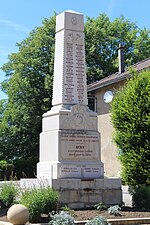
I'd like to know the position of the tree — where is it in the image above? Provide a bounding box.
[0,15,55,166]
[0,13,150,173]
[111,70,150,187]
[85,14,150,83]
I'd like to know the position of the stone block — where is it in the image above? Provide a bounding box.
[52,179,61,190]
[89,193,102,203]
[80,179,96,189]
[60,179,80,189]
[103,189,122,205]
[80,192,89,203]
[59,190,70,203]
[104,178,122,189]
[68,202,84,209]
[70,190,80,202]
[94,179,105,189]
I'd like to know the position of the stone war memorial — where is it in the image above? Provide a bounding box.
[22,10,122,208]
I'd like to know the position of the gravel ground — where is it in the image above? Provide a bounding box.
[0,208,150,222]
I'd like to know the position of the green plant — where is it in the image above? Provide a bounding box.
[111,70,150,186]
[0,160,7,168]
[0,182,18,208]
[19,187,58,222]
[85,216,109,225]
[129,184,150,210]
[0,160,14,180]
[49,211,75,225]
[94,202,107,211]
[14,157,38,179]
[107,205,121,216]
[61,205,75,217]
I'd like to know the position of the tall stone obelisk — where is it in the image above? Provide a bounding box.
[37,10,122,208]
[37,10,104,180]
[52,10,88,108]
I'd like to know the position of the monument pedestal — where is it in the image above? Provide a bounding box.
[37,104,104,180]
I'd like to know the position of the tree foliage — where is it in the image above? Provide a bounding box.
[0,16,55,164]
[0,13,150,174]
[111,70,150,186]
[85,14,150,83]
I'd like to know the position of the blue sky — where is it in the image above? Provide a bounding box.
[0,0,150,99]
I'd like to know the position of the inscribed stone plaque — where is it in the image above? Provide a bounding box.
[59,130,100,161]
[60,163,103,178]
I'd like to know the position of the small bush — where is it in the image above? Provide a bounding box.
[49,211,75,225]
[19,187,58,222]
[129,184,150,210]
[0,160,14,180]
[0,182,18,208]
[94,202,107,211]
[61,205,75,217]
[85,216,109,225]
[107,205,121,216]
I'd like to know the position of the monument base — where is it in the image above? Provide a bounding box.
[52,178,122,208]
[37,161,104,179]
[20,177,122,209]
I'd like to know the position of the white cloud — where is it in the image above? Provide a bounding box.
[0,18,30,33]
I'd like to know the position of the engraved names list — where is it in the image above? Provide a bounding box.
[64,31,86,105]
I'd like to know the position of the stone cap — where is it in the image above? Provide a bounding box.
[56,10,84,32]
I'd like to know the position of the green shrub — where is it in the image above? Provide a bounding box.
[111,70,150,186]
[107,205,121,216]
[0,182,18,208]
[49,211,75,225]
[61,205,75,217]
[85,216,109,225]
[129,184,150,210]
[19,187,58,222]
[14,157,38,179]
[94,202,107,211]
[0,160,14,180]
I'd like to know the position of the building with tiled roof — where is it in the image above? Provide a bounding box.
[87,56,150,177]
[88,57,150,92]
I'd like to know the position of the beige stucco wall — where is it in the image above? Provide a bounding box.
[98,113,121,177]
[91,81,125,177]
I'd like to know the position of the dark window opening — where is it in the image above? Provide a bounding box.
[88,96,97,112]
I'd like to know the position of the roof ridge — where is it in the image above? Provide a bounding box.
[88,57,150,87]
[88,57,150,91]
[131,57,150,67]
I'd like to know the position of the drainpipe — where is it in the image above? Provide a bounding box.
[118,43,125,73]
